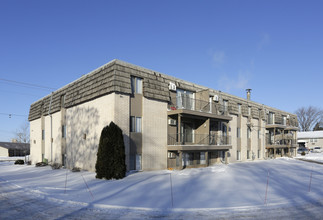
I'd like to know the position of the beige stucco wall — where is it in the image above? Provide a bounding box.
[0,146,8,157]
[30,118,42,163]
[114,94,130,170]
[51,111,62,164]
[250,118,259,160]
[228,115,266,163]
[228,115,238,163]
[142,97,167,170]
[29,93,131,172]
[240,116,248,161]
[65,93,116,171]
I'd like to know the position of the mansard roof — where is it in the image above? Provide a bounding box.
[28,59,298,125]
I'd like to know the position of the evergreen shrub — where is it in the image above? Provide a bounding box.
[95,121,126,180]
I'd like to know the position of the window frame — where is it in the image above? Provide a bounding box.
[130,116,142,133]
[131,76,143,94]
[42,129,45,141]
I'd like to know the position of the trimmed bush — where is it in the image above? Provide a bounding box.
[35,161,48,167]
[14,159,24,165]
[95,121,126,180]
[72,167,81,172]
[51,163,62,170]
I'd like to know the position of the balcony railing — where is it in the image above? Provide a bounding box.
[168,96,230,115]
[168,133,231,146]
[266,138,297,146]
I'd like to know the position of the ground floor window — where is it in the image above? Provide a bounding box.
[237,150,241,161]
[258,150,261,159]
[247,150,250,159]
[136,154,142,170]
[181,152,207,167]
[200,152,206,164]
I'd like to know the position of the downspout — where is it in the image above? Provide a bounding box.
[48,92,53,163]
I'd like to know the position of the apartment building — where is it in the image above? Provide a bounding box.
[28,59,299,171]
[297,131,323,150]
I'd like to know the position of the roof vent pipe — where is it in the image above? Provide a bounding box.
[246,89,252,101]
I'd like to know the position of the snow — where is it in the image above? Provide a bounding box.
[1,157,323,219]
[0,156,27,161]
[296,152,323,163]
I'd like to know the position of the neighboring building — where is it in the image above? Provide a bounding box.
[0,142,30,157]
[297,131,323,150]
[313,122,323,131]
[28,60,298,171]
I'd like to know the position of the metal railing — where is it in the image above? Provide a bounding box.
[168,96,231,115]
[168,133,231,146]
[266,138,297,146]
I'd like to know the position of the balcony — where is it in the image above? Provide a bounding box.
[266,137,298,148]
[168,96,232,121]
[167,133,232,151]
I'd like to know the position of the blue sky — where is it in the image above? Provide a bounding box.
[0,0,322,141]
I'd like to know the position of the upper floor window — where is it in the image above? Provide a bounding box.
[130,116,142,132]
[238,104,242,114]
[237,127,241,138]
[223,100,228,112]
[247,127,251,139]
[131,76,143,94]
[176,89,194,110]
[268,112,274,124]
[61,95,66,108]
[282,116,287,125]
[248,106,251,115]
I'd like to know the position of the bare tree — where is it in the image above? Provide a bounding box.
[295,106,323,131]
[14,120,30,143]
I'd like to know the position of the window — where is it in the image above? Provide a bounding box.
[200,152,206,164]
[42,129,45,140]
[176,89,194,110]
[131,76,143,94]
[223,100,228,112]
[282,116,287,125]
[237,150,241,161]
[62,125,66,138]
[168,152,176,159]
[238,104,242,114]
[268,112,274,124]
[188,153,194,165]
[247,127,251,139]
[258,150,261,159]
[237,127,241,138]
[248,106,251,115]
[247,150,250,159]
[196,153,200,165]
[258,130,261,139]
[130,116,142,132]
[61,95,66,108]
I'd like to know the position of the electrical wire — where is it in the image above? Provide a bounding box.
[0,78,56,91]
[0,113,27,118]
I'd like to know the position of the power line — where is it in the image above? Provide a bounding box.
[0,78,56,90]
[0,89,41,97]
[0,113,28,118]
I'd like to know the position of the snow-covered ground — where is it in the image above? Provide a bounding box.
[295,152,323,163]
[0,156,27,161]
[1,156,323,219]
